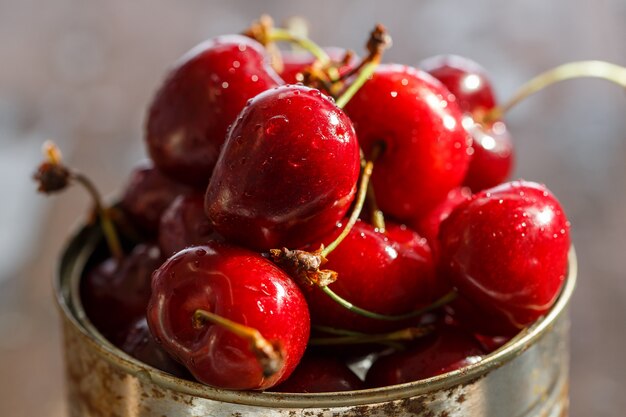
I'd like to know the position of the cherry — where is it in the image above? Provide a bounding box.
[147,242,310,390]
[145,35,283,186]
[365,324,484,387]
[344,64,472,220]
[81,243,163,341]
[439,180,571,335]
[271,354,363,393]
[118,316,191,378]
[120,162,193,234]
[205,85,361,250]
[302,220,435,333]
[158,193,223,256]
[420,55,514,192]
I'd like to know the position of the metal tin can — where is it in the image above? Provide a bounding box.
[56,224,576,417]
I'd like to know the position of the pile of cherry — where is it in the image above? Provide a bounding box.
[38,17,593,393]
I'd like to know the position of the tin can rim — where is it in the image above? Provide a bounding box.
[55,224,577,408]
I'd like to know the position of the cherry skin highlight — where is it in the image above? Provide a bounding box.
[271,354,363,393]
[145,35,283,186]
[147,242,310,390]
[344,64,472,220]
[439,180,571,335]
[158,193,223,256]
[303,220,435,333]
[205,85,361,250]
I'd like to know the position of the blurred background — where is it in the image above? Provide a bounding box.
[1,0,624,416]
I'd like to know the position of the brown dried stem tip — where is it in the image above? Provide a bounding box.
[193,309,284,378]
[269,247,338,287]
[33,141,71,193]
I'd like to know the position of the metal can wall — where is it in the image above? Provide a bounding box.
[56,224,576,417]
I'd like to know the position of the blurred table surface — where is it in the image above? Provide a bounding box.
[1,1,625,416]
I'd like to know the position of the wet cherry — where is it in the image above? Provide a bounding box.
[145,35,283,186]
[344,64,472,220]
[271,354,363,393]
[205,85,361,250]
[439,181,571,335]
[147,242,310,390]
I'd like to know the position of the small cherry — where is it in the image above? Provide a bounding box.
[205,84,361,250]
[147,242,310,390]
[344,64,472,220]
[365,324,484,387]
[439,180,571,335]
[271,354,363,393]
[145,35,283,185]
[120,162,193,234]
[158,193,223,256]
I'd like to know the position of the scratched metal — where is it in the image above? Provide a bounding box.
[56,224,576,417]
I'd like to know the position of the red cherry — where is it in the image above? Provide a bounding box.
[120,162,193,234]
[365,324,484,387]
[271,354,363,393]
[280,47,356,84]
[158,193,223,256]
[147,243,310,390]
[145,35,283,185]
[344,64,472,220]
[303,220,435,333]
[81,243,163,340]
[420,55,514,191]
[205,85,361,250]
[118,317,191,378]
[439,181,571,334]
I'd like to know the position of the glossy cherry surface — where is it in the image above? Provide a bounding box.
[439,181,571,334]
[344,64,472,220]
[303,220,435,333]
[271,354,363,393]
[146,35,283,185]
[158,193,223,256]
[365,324,484,387]
[81,243,163,341]
[120,162,193,234]
[147,242,310,390]
[205,85,361,250]
[118,317,190,378]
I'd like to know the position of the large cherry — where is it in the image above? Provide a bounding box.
[81,243,163,341]
[271,354,363,393]
[420,55,514,191]
[147,242,310,390]
[158,193,223,256]
[439,180,571,335]
[205,85,361,250]
[365,324,484,387]
[344,64,472,220]
[302,220,435,333]
[145,35,283,186]
[120,162,193,234]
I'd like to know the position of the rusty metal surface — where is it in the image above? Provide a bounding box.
[57,225,576,416]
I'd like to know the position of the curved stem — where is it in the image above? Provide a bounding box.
[268,28,331,67]
[308,325,433,346]
[335,60,379,109]
[321,287,458,321]
[486,60,626,122]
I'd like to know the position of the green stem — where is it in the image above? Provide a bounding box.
[321,287,458,321]
[312,325,366,337]
[486,60,626,122]
[309,326,433,346]
[268,28,331,66]
[335,60,379,109]
[367,183,385,231]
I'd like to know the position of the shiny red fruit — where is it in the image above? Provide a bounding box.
[147,243,310,390]
[205,85,360,250]
[81,244,163,340]
[345,64,472,220]
[303,220,435,333]
[146,35,283,185]
[120,162,193,234]
[365,325,484,387]
[439,181,571,334]
[158,193,223,256]
[271,354,363,393]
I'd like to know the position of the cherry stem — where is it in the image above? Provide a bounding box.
[320,288,458,322]
[485,60,626,123]
[268,28,331,67]
[312,325,366,337]
[193,309,283,378]
[367,183,385,231]
[308,325,434,346]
